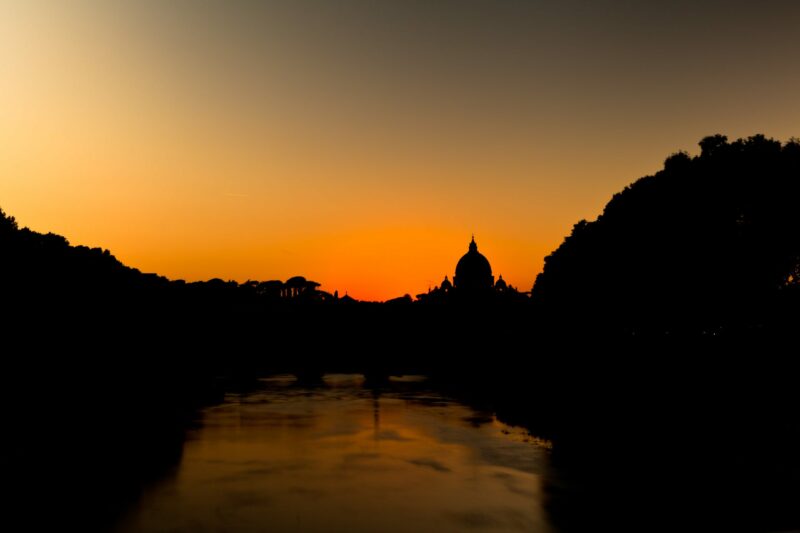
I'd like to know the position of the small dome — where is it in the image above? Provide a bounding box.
[441,275,452,290]
[454,237,494,290]
[495,275,507,290]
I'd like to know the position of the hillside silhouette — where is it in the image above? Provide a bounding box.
[533,134,800,336]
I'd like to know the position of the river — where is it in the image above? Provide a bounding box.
[115,374,555,532]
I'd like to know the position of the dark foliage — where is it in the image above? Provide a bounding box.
[533,134,800,334]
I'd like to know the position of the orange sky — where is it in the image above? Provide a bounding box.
[3,1,800,300]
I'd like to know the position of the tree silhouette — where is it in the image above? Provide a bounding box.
[0,207,17,233]
[533,134,800,334]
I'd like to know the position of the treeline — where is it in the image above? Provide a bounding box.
[533,134,800,337]
[0,208,340,314]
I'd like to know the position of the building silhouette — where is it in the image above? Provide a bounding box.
[417,237,526,302]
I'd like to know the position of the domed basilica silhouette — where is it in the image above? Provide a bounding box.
[417,236,525,302]
[455,236,494,290]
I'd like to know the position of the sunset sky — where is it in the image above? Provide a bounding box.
[2,1,800,300]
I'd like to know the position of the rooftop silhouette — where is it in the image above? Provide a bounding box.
[417,236,528,303]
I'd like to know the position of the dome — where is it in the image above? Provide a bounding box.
[454,237,494,291]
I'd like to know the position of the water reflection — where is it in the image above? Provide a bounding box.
[116,374,553,532]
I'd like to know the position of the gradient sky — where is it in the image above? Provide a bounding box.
[2,1,800,300]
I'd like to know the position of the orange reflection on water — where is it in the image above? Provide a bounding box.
[118,375,554,532]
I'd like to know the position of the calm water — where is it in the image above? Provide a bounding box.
[117,374,554,532]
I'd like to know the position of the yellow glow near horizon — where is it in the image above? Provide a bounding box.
[3,2,800,300]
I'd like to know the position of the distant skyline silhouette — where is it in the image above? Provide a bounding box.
[3,2,800,299]
[6,133,798,311]
[4,133,800,306]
